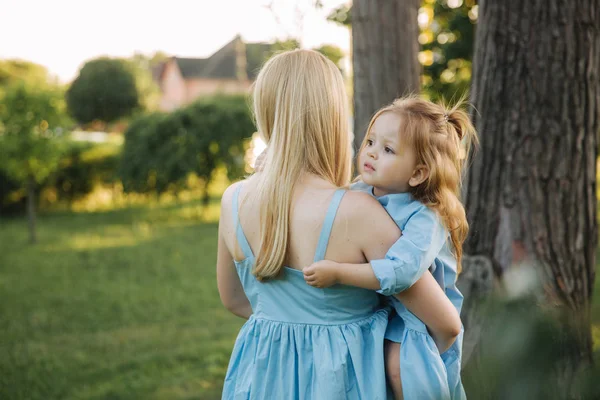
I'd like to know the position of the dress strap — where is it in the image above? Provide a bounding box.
[232,184,254,259]
[313,189,346,262]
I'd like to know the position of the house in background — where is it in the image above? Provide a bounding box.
[153,36,272,111]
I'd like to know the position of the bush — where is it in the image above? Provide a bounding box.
[0,171,25,215]
[50,141,121,203]
[0,141,121,215]
[66,58,139,125]
[119,95,255,200]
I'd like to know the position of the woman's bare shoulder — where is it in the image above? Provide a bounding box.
[338,191,397,230]
[337,190,400,259]
[221,178,254,206]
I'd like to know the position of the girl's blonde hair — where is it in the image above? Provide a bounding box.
[360,96,478,272]
[251,49,352,281]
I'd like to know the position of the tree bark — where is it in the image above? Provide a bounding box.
[351,0,421,151]
[465,0,599,374]
[26,175,37,244]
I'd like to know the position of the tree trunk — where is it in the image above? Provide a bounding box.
[26,175,37,244]
[465,0,599,377]
[351,0,421,151]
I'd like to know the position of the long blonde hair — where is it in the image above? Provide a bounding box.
[251,49,352,281]
[359,96,478,272]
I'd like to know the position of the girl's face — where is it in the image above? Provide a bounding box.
[358,112,419,196]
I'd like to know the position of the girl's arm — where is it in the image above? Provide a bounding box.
[371,206,446,294]
[312,192,461,351]
[216,185,252,319]
[303,260,379,289]
[304,207,446,293]
[304,261,460,352]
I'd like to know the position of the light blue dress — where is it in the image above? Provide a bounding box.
[222,186,390,400]
[353,182,466,400]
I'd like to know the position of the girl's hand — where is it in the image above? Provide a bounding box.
[303,260,340,288]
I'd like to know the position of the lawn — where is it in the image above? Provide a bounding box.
[0,195,599,399]
[0,197,243,400]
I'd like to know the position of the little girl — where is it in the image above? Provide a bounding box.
[303,96,478,400]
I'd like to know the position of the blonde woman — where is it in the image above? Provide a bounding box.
[217,50,460,399]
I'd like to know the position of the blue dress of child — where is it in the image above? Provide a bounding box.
[222,186,391,400]
[353,181,467,400]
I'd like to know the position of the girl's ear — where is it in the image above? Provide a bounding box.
[409,165,429,187]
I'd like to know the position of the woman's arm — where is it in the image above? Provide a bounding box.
[342,192,461,351]
[395,273,461,352]
[216,185,252,319]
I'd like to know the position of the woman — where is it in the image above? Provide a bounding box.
[217,49,460,399]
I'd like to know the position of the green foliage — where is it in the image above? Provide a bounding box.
[463,295,600,399]
[120,95,255,198]
[0,170,24,215]
[124,52,168,112]
[420,0,477,101]
[51,141,121,203]
[326,0,477,101]
[271,39,301,52]
[66,58,140,125]
[315,44,345,69]
[0,141,121,215]
[0,60,56,93]
[263,40,345,71]
[0,83,68,185]
[327,3,351,26]
[119,112,166,194]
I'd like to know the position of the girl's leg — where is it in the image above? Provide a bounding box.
[384,339,403,400]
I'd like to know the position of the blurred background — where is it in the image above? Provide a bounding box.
[0,0,598,399]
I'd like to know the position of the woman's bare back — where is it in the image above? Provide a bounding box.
[221,173,401,271]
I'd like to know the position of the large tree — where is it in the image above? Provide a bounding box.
[351,0,421,149]
[465,0,599,380]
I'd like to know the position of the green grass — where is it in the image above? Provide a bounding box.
[0,196,599,399]
[0,197,243,400]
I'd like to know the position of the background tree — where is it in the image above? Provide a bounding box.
[0,60,57,92]
[329,0,478,103]
[419,0,477,102]
[0,60,64,215]
[0,83,68,243]
[351,0,421,149]
[464,0,599,389]
[314,44,345,70]
[125,52,169,112]
[66,58,139,126]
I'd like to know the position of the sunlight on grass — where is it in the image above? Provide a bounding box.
[593,324,600,351]
[176,202,221,223]
[67,235,142,250]
[70,168,234,214]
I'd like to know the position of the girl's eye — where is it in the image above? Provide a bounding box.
[366,139,373,146]
[385,147,395,154]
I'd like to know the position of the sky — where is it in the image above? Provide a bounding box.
[0,0,350,83]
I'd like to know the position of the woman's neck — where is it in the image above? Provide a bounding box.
[297,171,338,189]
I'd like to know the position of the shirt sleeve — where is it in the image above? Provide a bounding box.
[370,207,448,296]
